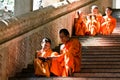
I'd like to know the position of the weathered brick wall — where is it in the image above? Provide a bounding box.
[0,0,112,80]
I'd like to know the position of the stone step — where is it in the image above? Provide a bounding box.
[80,39,120,42]
[82,56,120,59]
[11,67,120,78]
[73,73,120,78]
[82,61,120,65]
[82,44,120,46]
[10,69,120,78]
[79,35,120,46]
[79,37,120,41]
[82,55,120,59]
[21,63,120,73]
[96,39,120,42]
[82,57,120,62]
[81,69,120,73]
[78,34,120,37]
[82,46,120,50]
[81,41,120,47]
[82,55,120,58]
[9,77,120,80]
[19,63,120,73]
[86,39,120,42]
[82,51,120,54]
[82,46,120,48]
[81,64,120,69]
[98,42,120,44]
[82,49,120,52]
[82,53,120,59]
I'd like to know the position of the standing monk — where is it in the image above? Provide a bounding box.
[51,29,82,77]
[34,37,58,77]
[100,7,116,35]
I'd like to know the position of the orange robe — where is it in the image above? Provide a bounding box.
[86,15,99,36]
[87,13,103,34]
[50,38,82,77]
[95,13,103,33]
[100,16,116,35]
[75,17,86,36]
[34,49,58,77]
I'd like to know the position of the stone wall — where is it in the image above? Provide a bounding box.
[76,0,112,15]
[0,0,112,80]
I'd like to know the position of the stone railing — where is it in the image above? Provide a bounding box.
[1,0,111,79]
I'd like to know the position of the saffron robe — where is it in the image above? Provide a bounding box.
[86,15,99,36]
[34,49,58,77]
[100,16,116,35]
[87,13,103,34]
[75,17,86,36]
[50,38,82,77]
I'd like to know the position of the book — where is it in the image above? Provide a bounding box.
[38,57,56,62]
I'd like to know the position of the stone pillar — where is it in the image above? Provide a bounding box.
[14,0,33,16]
[41,0,60,7]
[113,0,116,8]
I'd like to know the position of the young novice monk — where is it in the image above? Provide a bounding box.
[86,15,99,36]
[74,10,86,36]
[34,37,58,77]
[100,7,116,35]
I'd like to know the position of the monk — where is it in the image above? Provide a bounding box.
[86,15,99,36]
[87,5,103,35]
[100,7,116,35]
[50,29,82,77]
[74,10,86,36]
[34,37,58,77]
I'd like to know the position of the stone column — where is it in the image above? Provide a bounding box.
[41,0,60,7]
[113,0,116,8]
[14,0,33,16]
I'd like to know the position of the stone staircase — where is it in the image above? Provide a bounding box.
[74,36,120,80]
[9,19,120,80]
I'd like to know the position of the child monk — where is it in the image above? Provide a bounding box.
[74,10,86,36]
[34,37,58,77]
[100,7,116,35]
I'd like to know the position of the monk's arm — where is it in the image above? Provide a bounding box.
[68,39,81,57]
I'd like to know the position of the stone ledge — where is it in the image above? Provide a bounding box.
[0,0,96,44]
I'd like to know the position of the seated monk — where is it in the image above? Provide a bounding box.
[50,28,82,77]
[86,5,103,35]
[34,37,58,77]
[74,10,87,36]
[100,7,116,35]
[86,15,99,36]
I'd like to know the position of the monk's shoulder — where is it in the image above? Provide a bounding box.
[112,17,116,21]
[70,37,79,42]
